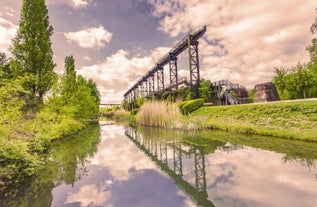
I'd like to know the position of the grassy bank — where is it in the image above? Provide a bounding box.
[191,100,317,141]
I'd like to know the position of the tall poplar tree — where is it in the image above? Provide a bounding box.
[62,55,77,103]
[11,0,56,103]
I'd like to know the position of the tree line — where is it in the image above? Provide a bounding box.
[0,0,100,191]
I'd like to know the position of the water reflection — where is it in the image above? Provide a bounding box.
[0,124,101,207]
[51,124,196,207]
[125,126,317,207]
[125,127,227,207]
[2,124,317,207]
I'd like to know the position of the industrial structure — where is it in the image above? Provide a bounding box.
[125,127,244,206]
[123,26,207,108]
[212,79,249,105]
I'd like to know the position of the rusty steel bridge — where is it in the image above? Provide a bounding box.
[124,26,207,104]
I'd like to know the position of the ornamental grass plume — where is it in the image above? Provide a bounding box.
[136,101,182,128]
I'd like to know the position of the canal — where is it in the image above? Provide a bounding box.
[2,123,317,207]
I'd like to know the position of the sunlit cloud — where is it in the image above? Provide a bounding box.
[78,47,170,103]
[0,17,17,55]
[64,25,113,49]
[71,0,90,8]
[147,0,316,88]
[65,184,111,207]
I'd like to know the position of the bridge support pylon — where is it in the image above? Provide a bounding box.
[188,36,201,99]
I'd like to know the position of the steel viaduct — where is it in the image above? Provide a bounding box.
[123,26,207,106]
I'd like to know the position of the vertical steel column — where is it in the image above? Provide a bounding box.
[140,81,146,97]
[173,140,183,176]
[148,74,155,96]
[188,36,200,97]
[138,83,142,98]
[157,65,164,92]
[160,143,168,165]
[143,80,148,97]
[194,149,207,193]
[169,55,178,90]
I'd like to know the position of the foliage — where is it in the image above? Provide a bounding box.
[11,0,57,103]
[0,1,100,191]
[135,97,145,108]
[181,99,205,115]
[0,140,41,190]
[273,64,317,99]
[198,79,212,102]
[0,52,12,82]
[130,108,139,115]
[1,124,100,206]
[248,89,256,103]
[0,78,26,139]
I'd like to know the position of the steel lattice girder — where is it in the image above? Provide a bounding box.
[148,74,155,95]
[157,66,164,92]
[194,149,207,193]
[188,38,200,87]
[169,55,178,90]
[142,81,147,97]
[123,26,206,98]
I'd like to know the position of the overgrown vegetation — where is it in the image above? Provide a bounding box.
[136,101,182,128]
[0,0,100,191]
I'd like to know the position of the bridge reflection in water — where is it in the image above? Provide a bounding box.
[125,127,243,206]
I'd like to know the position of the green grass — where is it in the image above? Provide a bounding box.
[191,100,317,141]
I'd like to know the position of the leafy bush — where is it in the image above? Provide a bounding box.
[130,108,139,115]
[0,140,40,188]
[181,99,205,115]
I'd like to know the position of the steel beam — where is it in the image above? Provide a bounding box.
[169,55,178,90]
[188,38,200,87]
[157,66,164,92]
[123,26,206,100]
[173,140,183,176]
[148,74,155,96]
[194,149,207,193]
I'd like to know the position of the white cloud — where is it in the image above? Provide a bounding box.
[0,17,17,54]
[65,184,111,207]
[71,0,90,8]
[147,0,317,88]
[78,47,170,103]
[64,25,113,49]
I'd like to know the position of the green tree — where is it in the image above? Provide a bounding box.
[0,53,11,82]
[273,64,317,99]
[61,55,77,103]
[292,63,316,99]
[11,0,56,103]
[272,67,290,99]
[198,79,212,102]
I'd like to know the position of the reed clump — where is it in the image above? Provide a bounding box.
[136,101,182,128]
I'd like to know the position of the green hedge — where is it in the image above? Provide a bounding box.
[180,99,205,115]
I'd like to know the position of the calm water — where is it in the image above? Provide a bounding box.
[2,123,317,207]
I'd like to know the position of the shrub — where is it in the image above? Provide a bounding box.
[130,108,139,115]
[181,99,205,115]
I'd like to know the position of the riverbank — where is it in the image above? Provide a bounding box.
[190,99,317,141]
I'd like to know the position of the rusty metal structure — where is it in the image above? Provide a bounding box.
[124,26,207,106]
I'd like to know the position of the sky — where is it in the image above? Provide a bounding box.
[1,0,317,104]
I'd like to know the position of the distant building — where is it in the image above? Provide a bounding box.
[253,82,280,103]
